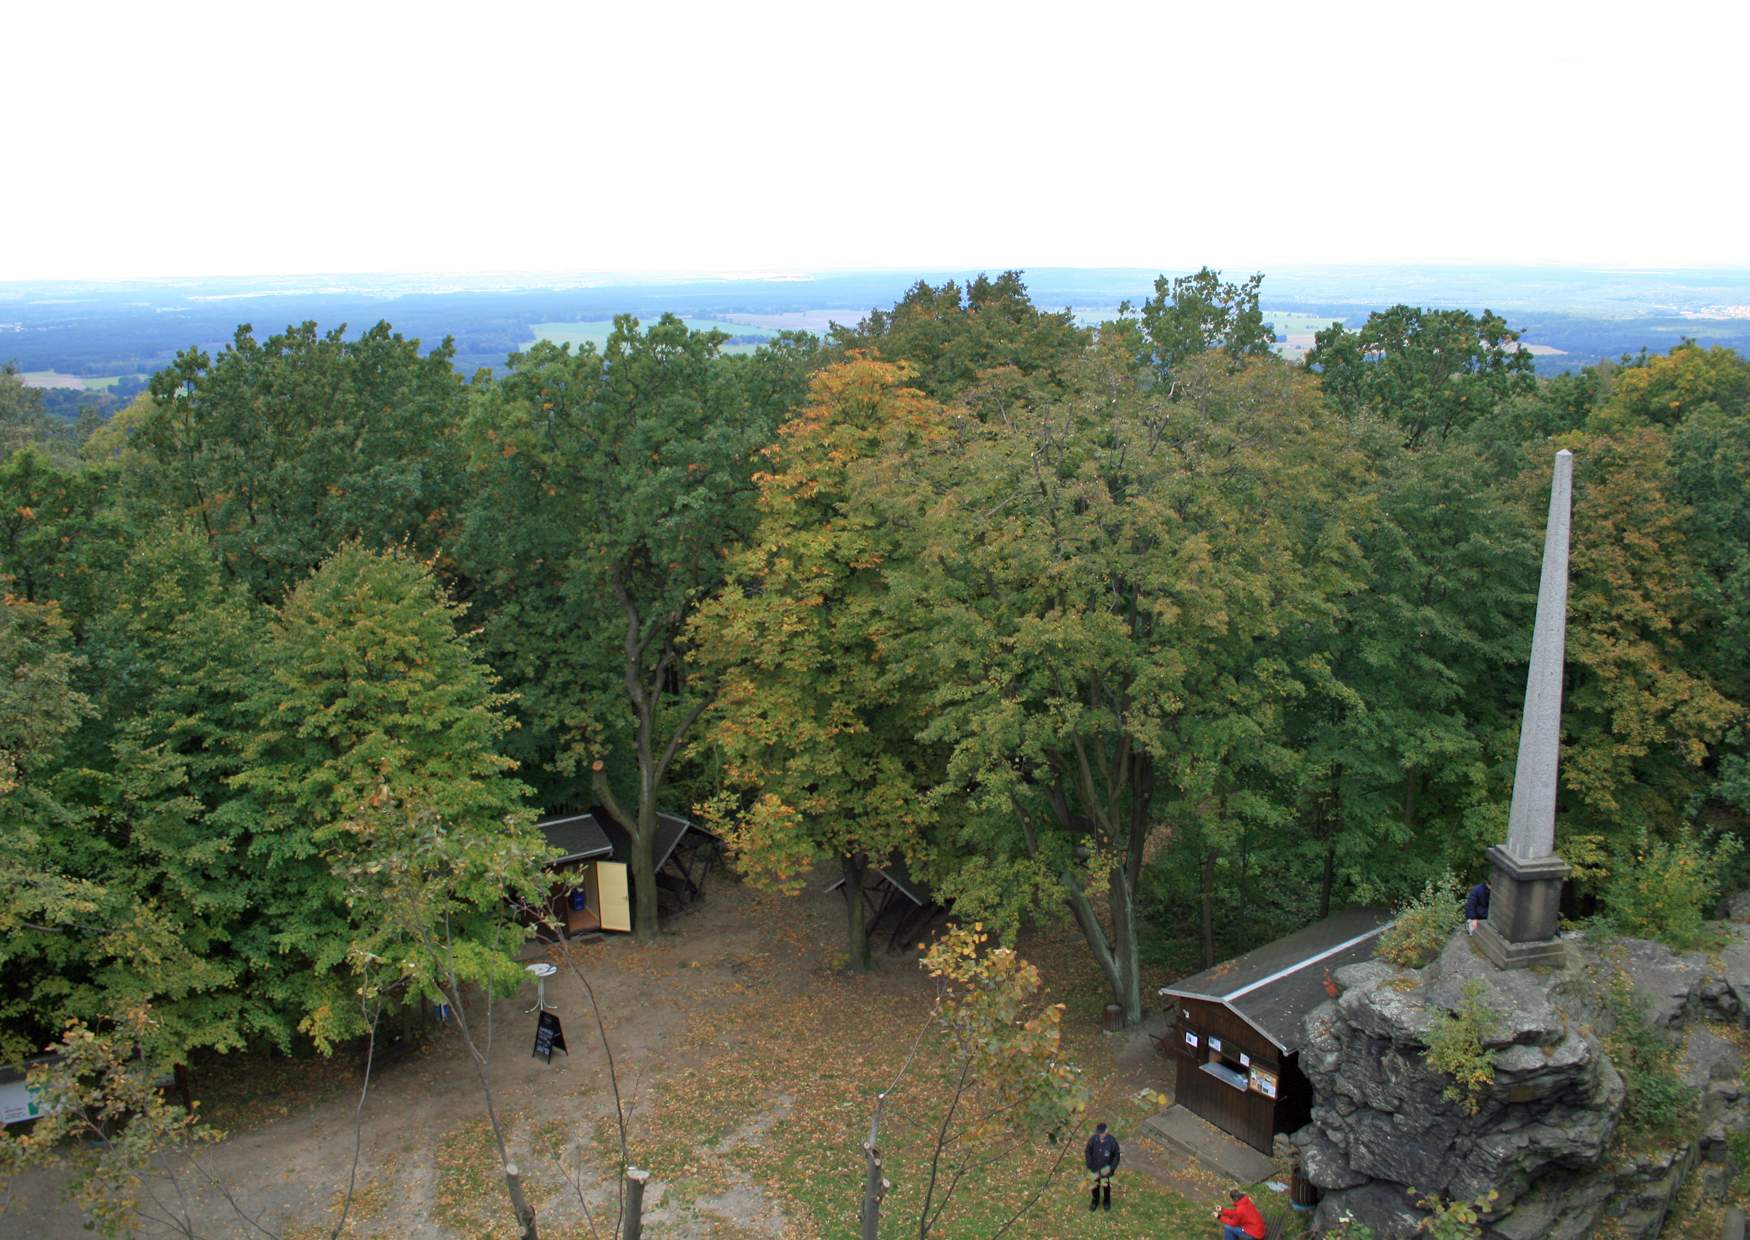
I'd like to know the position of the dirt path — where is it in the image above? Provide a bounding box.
[6,871,1193,1238]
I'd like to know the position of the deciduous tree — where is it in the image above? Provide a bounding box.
[692,356,950,969]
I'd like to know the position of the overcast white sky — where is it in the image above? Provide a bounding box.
[5,0,1746,282]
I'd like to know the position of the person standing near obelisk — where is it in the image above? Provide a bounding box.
[1477,449,1574,969]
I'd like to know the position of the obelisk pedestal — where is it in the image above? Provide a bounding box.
[1476,449,1574,971]
[1477,846,1571,968]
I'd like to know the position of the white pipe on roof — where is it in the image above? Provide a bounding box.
[1218,923,1392,1003]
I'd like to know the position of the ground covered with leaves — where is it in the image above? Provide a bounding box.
[9,871,1279,1238]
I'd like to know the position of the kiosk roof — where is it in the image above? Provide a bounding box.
[1158,907,1393,1053]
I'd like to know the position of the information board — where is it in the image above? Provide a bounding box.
[1248,1064,1279,1099]
[533,1011,568,1063]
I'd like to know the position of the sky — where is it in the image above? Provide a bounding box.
[5,0,1747,282]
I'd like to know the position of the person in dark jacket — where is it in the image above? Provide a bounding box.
[1084,1122,1120,1212]
[1466,880,1491,935]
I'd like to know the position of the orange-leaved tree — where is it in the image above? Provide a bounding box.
[859,924,1086,1240]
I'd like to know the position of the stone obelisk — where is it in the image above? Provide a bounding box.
[1477,449,1574,969]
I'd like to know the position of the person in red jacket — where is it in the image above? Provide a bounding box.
[1216,1187,1267,1239]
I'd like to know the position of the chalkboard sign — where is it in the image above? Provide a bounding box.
[533,1011,568,1063]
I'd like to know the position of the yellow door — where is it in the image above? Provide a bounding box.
[596,862,632,933]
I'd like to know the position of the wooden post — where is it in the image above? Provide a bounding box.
[1723,1206,1747,1240]
[503,1162,537,1239]
[625,1166,649,1240]
[859,1097,888,1240]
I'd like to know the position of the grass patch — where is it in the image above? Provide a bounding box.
[535,927,1213,1237]
[1426,981,1501,1115]
[433,1113,562,1239]
[1599,969,1698,1150]
[17,370,117,390]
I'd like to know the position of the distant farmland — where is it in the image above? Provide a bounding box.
[19,371,121,390]
[524,318,781,355]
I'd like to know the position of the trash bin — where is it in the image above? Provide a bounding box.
[1290,1156,1320,1208]
[1102,1003,1124,1032]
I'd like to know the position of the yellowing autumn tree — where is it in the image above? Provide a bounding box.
[693,356,950,970]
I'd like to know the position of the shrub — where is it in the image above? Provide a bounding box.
[1727,1126,1750,1195]
[1377,873,1464,968]
[1408,1188,1497,1239]
[1598,826,1741,951]
[1328,1211,1377,1240]
[1424,980,1501,1115]
[1600,969,1698,1144]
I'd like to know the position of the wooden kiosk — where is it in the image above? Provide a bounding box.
[536,812,632,936]
[1157,907,1392,1154]
[536,810,721,936]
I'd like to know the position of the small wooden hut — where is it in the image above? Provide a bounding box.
[1156,907,1393,1154]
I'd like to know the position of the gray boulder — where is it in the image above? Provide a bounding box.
[1295,927,1708,1239]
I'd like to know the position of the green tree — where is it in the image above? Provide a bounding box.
[1595,340,1750,431]
[128,321,467,601]
[830,271,1089,401]
[457,315,781,940]
[74,523,273,1056]
[1284,433,1536,915]
[222,542,540,1048]
[0,588,101,1062]
[889,348,1355,1019]
[1560,428,1739,840]
[1137,266,1275,379]
[1308,306,1536,447]
[0,557,233,1067]
[0,448,129,629]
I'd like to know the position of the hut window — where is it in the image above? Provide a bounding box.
[1199,1055,1249,1091]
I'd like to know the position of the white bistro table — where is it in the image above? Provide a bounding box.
[524,962,559,1013]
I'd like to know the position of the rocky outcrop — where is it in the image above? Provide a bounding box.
[1296,922,1750,1239]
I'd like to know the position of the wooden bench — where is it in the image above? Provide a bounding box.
[1256,1191,1298,1238]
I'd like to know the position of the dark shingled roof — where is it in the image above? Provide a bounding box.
[824,857,936,906]
[536,813,614,865]
[595,812,718,871]
[1158,906,1394,1054]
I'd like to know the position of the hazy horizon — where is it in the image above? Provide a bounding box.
[8,0,1748,281]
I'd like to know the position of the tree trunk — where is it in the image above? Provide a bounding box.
[1320,838,1336,919]
[843,853,872,973]
[859,1098,888,1240]
[503,1162,537,1240]
[1199,847,1217,968]
[1059,870,1147,1027]
[1060,875,1124,1014]
[1106,870,1143,1025]
[624,1167,649,1240]
[632,799,660,942]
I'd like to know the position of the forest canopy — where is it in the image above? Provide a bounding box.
[1,274,1745,1067]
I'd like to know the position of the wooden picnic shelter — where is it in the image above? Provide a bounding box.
[826,858,949,952]
[593,810,722,920]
